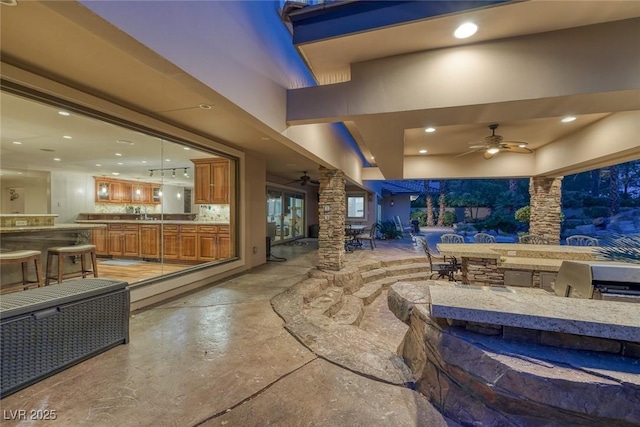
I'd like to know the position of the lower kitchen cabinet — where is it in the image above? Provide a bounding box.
[197,225,230,261]
[92,226,109,256]
[179,225,198,261]
[108,224,139,257]
[139,224,160,258]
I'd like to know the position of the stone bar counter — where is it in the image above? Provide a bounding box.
[0,214,106,289]
[437,243,597,289]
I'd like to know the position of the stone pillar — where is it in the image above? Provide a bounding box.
[529,177,563,245]
[318,166,346,271]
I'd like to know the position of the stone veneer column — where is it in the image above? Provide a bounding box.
[529,177,563,245]
[318,166,346,271]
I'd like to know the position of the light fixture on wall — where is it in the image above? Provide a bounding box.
[172,169,176,179]
[390,200,395,207]
[149,170,153,177]
[177,192,181,199]
[183,168,189,177]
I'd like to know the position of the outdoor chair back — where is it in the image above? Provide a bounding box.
[474,233,496,244]
[519,234,549,245]
[566,235,598,246]
[415,237,458,281]
[393,215,412,237]
[355,225,377,250]
[441,233,464,244]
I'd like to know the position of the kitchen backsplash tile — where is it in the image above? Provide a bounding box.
[95,203,161,214]
[198,204,230,222]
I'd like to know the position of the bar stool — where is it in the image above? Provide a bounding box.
[45,244,98,285]
[0,250,43,290]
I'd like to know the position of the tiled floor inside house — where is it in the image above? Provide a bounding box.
[1,236,458,427]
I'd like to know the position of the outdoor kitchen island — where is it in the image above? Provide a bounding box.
[388,280,640,426]
[437,242,597,289]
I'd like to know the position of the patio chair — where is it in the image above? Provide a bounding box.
[354,225,376,250]
[415,237,458,281]
[393,215,413,237]
[519,234,549,245]
[440,233,464,244]
[474,233,496,243]
[566,235,599,246]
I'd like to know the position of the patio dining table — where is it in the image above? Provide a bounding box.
[345,225,367,250]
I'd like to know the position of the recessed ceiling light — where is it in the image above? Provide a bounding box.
[111,172,120,176]
[370,156,375,160]
[115,153,122,156]
[141,160,147,164]
[12,141,22,145]
[561,116,576,123]
[58,111,70,116]
[53,157,61,161]
[199,104,213,110]
[116,139,135,145]
[165,159,171,162]
[117,162,123,165]
[183,147,191,150]
[63,135,72,139]
[96,164,102,167]
[424,127,436,133]
[419,149,428,154]
[454,22,478,39]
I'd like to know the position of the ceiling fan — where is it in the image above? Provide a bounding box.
[457,124,533,160]
[287,171,320,186]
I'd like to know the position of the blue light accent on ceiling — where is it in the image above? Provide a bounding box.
[289,0,511,45]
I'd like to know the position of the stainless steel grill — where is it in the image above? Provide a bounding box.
[555,261,640,301]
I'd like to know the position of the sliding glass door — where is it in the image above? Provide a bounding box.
[267,188,305,242]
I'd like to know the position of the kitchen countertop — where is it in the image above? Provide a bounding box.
[439,243,595,259]
[0,223,107,234]
[75,220,229,225]
[427,285,640,343]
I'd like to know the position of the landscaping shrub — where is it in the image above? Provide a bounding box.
[584,206,610,218]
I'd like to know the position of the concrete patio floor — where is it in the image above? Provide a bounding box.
[1,237,458,426]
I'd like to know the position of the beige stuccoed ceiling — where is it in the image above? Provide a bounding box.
[0,1,324,184]
[289,1,640,180]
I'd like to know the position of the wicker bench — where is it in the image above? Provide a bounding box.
[0,278,129,397]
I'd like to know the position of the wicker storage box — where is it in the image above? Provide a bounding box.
[1,278,129,397]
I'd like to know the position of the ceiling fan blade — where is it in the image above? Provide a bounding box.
[502,140,528,146]
[483,151,497,160]
[455,148,483,158]
[467,144,486,149]
[502,146,533,154]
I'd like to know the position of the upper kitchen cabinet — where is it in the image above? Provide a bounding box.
[192,158,230,204]
[95,178,161,204]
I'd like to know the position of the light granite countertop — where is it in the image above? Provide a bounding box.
[428,285,640,343]
[75,220,229,225]
[0,223,107,234]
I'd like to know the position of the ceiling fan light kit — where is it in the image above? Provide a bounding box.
[456,123,533,160]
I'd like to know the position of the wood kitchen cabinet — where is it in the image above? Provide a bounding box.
[162,224,198,261]
[92,226,109,256]
[108,224,139,257]
[139,224,160,258]
[197,225,231,261]
[192,158,229,204]
[94,177,159,204]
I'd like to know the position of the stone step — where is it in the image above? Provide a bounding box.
[361,268,387,284]
[353,281,387,305]
[355,272,442,306]
[385,262,431,276]
[356,259,382,273]
[307,287,344,317]
[381,256,426,267]
[332,295,365,326]
[296,278,331,303]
